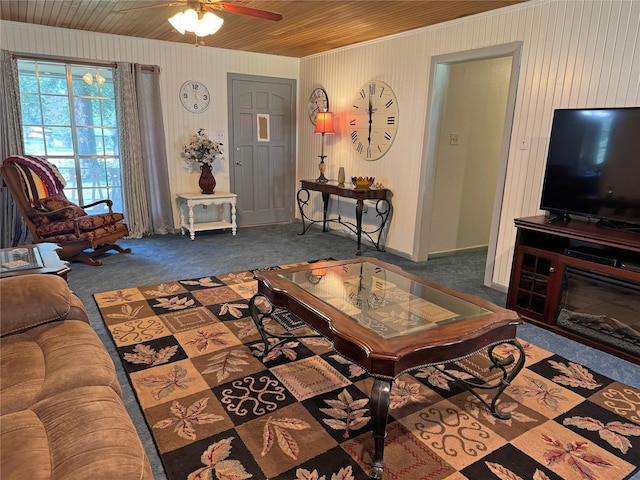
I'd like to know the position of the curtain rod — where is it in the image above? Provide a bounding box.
[11,53,156,71]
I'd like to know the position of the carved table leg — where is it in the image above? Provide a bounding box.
[369,377,392,479]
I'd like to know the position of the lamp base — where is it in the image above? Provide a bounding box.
[317,157,329,183]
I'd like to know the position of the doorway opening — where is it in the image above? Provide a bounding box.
[413,42,522,291]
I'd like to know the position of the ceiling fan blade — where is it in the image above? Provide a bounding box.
[117,1,186,13]
[204,2,283,21]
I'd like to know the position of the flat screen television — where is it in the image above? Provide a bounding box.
[539,107,640,231]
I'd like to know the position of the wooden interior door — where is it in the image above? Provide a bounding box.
[229,74,296,226]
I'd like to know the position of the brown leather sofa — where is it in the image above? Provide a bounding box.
[0,274,153,479]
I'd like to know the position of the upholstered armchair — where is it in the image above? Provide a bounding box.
[1,155,131,266]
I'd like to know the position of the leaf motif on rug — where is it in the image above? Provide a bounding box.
[185,329,233,352]
[328,354,366,378]
[144,283,184,297]
[548,360,603,390]
[414,365,475,391]
[262,416,311,459]
[563,416,640,453]
[218,302,248,318]
[509,375,568,411]
[541,433,613,479]
[232,317,277,339]
[124,344,178,366]
[154,296,196,310]
[107,303,145,320]
[201,348,251,384]
[98,289,137,304]
[181,277,223,288]
[153,397,224,440]
[485,461,551,480]
[320,388,370,438]
[390,378,428,409]
[295,465,354,480]
[188,437,251,480]
[255,339,300,362]
[136,364,198,400]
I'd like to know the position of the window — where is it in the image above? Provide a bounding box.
[17,60,122,213]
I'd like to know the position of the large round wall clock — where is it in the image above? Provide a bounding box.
[179,80,211,113]
[349,80,398,161]
[307,87,329,125]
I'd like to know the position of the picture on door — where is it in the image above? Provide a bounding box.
[257,114,270,142]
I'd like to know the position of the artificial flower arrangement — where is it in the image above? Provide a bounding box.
[182,128,223,170]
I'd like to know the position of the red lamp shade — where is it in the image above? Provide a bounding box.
[314,111,335,134]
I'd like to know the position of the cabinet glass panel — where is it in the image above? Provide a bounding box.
[516,253,550,316]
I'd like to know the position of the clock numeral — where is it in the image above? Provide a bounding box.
[378,85,385,97]
[182,93,188,99]
[366,146,371,158]
[349,119,356,126]
[356,142,364,154]
[369,83,375,95]
[202,95,208,101]
[359,89,366,99]
[193,104,199,110]
[385,99,394,109]
[377,145,382,153]
[387,116,396,125]
[384,132,392,141]
[191,83,200,90]
[351,131,358,143]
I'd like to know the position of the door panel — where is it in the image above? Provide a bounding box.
[230,75,296,226]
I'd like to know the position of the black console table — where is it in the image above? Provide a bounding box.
[297,180,391,255]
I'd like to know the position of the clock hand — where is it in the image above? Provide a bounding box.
[368,94,373,145]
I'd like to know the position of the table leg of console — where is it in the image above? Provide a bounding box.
[369,377,392,479]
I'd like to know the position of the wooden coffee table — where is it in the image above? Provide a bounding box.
[249,257,524,479]
[0,243,70,280]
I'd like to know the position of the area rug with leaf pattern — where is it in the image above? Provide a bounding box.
[94,262,640,480]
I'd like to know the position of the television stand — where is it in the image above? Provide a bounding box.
[597,218,640,233]
[507,215,640,364]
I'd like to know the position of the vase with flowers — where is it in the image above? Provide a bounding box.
[182,128,223,194]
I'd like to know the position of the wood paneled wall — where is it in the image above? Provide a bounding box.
[299,0,640,288]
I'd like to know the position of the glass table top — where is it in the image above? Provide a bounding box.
[278,261,490,339]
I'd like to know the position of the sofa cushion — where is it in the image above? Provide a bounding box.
[1,319,122,415]
[0,275,87,337]
[1,386,153,480]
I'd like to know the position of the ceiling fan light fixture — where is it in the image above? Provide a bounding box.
[182,8,199,32]
[168,12,187,34]
[195,12,224,36]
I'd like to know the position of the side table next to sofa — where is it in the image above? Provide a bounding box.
[0,243,70,280]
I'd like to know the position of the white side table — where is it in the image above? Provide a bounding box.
[176,192,237,240]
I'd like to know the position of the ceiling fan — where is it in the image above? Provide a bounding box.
[119,0,283,22]
[118,0,282,46]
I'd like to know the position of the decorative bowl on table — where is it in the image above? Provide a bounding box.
[352,176,375,190]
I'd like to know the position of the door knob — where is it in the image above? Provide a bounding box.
[236,161,243,166]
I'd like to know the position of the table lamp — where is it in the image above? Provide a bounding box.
[314,111,335,183]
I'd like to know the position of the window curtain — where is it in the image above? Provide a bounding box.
[0,49,28,248]
[114,62,174,238]
[134,64,174,234]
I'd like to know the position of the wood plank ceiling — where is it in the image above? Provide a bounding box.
[0,1,527,58]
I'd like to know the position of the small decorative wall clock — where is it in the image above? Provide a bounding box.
[179,80,210,113]
[308,87,329,125]
[349,80,398,160]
